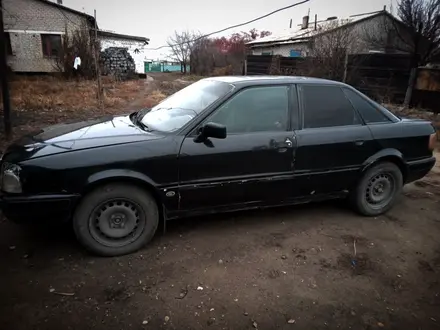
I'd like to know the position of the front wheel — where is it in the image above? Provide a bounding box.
[73,183,159,256]
[350,162,403,216]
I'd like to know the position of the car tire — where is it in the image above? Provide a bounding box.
[73,183,159,257]
[351,162,403,216]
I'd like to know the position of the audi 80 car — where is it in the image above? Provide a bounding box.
[0,76,436,256]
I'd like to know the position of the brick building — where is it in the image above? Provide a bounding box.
[3,0,96,73]
[2,0,149,74]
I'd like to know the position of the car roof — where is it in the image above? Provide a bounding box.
[205,75,347,86]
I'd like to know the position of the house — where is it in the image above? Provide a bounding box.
[98,30,149,74]
[3,0,96,73]
[246,9,409,58]
[2,0,149,74]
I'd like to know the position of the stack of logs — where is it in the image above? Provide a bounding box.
[100,47,136,80]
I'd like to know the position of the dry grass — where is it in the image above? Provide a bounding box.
[180,75,205,82]
[386,104,440,129]
[1,76,145,113]
[0,76,148,150]
[148,90,167,103]
[212,65,233,76]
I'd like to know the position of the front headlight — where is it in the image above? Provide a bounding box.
[1,163,22,193]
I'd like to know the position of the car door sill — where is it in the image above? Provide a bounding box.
[166,191,348,220]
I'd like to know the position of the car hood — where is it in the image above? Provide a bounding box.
[2,114,164,162]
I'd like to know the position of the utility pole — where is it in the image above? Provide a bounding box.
[93,9,102,104]
[0,0,12,139]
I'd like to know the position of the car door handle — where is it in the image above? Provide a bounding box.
[275,137,293,153]
[284,137,293,147]
[354,140,365,146]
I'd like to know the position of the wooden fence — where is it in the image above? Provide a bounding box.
[346,54,411,103]
[245,55,305,75]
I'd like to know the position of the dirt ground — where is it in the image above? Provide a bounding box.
[0,74,440,329]
[0,168,439,330]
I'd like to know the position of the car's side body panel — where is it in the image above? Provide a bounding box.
[367,120,435,161]
[176,131,297,212]
[19,136,183,212]
[294,125,379,195]
[175,83,299,213]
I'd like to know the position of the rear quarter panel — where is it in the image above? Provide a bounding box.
[368,119,435,161]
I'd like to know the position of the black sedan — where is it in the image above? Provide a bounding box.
[0,76,436,256]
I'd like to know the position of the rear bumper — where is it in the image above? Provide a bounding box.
[0,193,80,223]
[406,156,436,183]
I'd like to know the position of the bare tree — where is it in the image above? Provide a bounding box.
[167,30,199,74]
[190,36,217,76]
[364,1,440,106]
[190,29,272,76]
[53,21,96,79]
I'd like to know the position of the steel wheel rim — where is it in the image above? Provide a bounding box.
[365,172,395,209]
[88,198,145,248]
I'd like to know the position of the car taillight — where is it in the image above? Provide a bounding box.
[429,132,437,151]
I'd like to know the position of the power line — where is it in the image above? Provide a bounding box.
[145,0,310,51]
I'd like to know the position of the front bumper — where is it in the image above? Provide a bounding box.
[406,156,436,183]
[0,193,80,223]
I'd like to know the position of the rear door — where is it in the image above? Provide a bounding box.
[293,84,378,195]
[177,84,298,211]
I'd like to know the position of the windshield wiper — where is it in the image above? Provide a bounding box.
[134,108,154,131]
[137,120,152,132]
[135,108,150,122]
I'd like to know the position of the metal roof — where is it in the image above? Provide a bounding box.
[35,1,150,44]
[97,30,149,44]
[246,10,388,47]
[36,0,96,26]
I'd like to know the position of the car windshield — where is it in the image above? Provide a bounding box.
[140,79,233,132]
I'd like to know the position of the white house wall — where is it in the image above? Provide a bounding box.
[100,37,147,74]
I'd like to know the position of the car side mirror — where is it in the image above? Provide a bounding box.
[194,122,227,142]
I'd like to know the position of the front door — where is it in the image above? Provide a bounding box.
[178,85,297,212]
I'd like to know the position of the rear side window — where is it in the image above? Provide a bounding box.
[301,85,361,129]
[343,88,391,124]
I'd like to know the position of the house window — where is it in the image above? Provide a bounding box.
[290,49,302,57]
[5,33,12,56]
[41,34,62,57]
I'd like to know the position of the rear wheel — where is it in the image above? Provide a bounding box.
[73,183,159,256]
[351,162,403,216]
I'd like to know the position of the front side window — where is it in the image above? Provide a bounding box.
[343,88,391,124]
[141,80,233,132]
[207,86,289,134]
[41,34,62,57]
[301,85,361,129]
